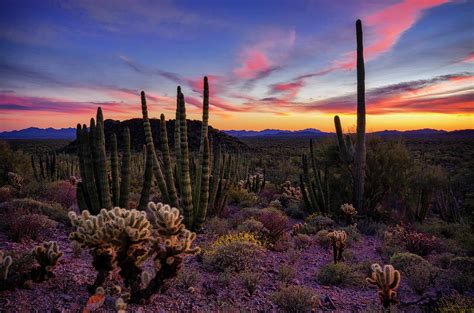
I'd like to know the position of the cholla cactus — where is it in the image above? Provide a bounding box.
[115,297,127,313]
[281,181,302,201]
[69,202,199,303]
[340,203,357,224]
[0,251,12,280]
[292,223,303,236]
[327,230,347,263]
[7,172,23,190]
[32,241,63,282]
[366,263,401,309]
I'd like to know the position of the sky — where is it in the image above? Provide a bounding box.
[0,0,473,132]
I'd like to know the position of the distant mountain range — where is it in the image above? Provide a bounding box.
[0,126,473,140]
[224,128,474,138]
[0,127,77,139]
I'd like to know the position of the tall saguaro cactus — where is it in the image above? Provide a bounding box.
[334,19,366,213]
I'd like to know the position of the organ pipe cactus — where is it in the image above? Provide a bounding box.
[300,139,330,213]
[327,230,347,263]
[138,145,153,211]
[76,109,131,214]
[334,19,366,214]
[366,263,401,309]
[140,77,239,230]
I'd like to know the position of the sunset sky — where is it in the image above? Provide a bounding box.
[0,0,473,132]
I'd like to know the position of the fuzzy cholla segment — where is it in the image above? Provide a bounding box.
[340,203,357,217]
[0,251,12,280]
[69,207,152,248]
[366,263,401,308]
[148,202,200,257]
[33,241,63,270]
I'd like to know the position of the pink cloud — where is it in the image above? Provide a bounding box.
[234,49,273,79]
[462,52,474,63]
[270,79,304,101]
[233,29,296,81]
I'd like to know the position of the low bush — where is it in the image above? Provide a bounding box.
[340,224,362,246]
[240,270,260,295]
[203,232,264,272]
[301,214,335,234]
[316,262,352,286]
[5,212,57,242]
[314,230,331,249]
[277,264,296,285]
[447,257,474,293]
[176,268,201,290]
[39,181,76,208]
[293,234,313,250]
[236,217,264,234]
[0,186,14,203]
[272,285,319,313]
[434,293,474,312]
[403,231,440,256]
[204,217,231,236]
[0,198,69,224]
[390,252,438,295]
[228,188,258,207]
[257,208,289,243]
[272,232,293,252]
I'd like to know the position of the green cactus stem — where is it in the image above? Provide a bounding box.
[119,127,131,208]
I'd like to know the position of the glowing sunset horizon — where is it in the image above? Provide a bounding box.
[1,0,473,132]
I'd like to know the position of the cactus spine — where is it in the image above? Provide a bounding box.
[334,19,366,213]
[366,263,401,309]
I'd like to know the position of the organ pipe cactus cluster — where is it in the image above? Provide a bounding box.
[76,109,133,213]
[141,77,240,230]
[327,230,347,263]
[241,171,266,194]
[32,153,79,182]
[366,263,401,309]
[0,251,12,280]
[68,202,200,303]
[334,19,366,214]
[300,139,331,213]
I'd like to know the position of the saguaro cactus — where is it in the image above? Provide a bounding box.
[334,19,366,213]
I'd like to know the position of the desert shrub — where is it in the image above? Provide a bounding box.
[236,217,264,234]
[301,214,335,234]
[433,252,454,269]
[0,198,69,224]
[434,293,474,312]
[378,225,407,259]
[283,201,305,219]
[0,141,32,185]
[272,285,319,313]
[228,188,258,207]
[4,211,57,242]
[8,250,36,274]
[176,268,201,290]
[272,233,294,252]
[257,208,289,243]
[403,231,440,256]
[447,257,474,293]
[314,230,332,249]
[204,217,231,236]
[340,224,362,245]
[240,270,260,295]
[294,234,313,250]
[416,219,474,256]
[390,252,438,294]
[203,232,264,272]
[316,262,352,286]
[0,186,14,203]
[277,264,296,285]
[356,219,387,236]
[39,181,76,208]
[268,199,283,210]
